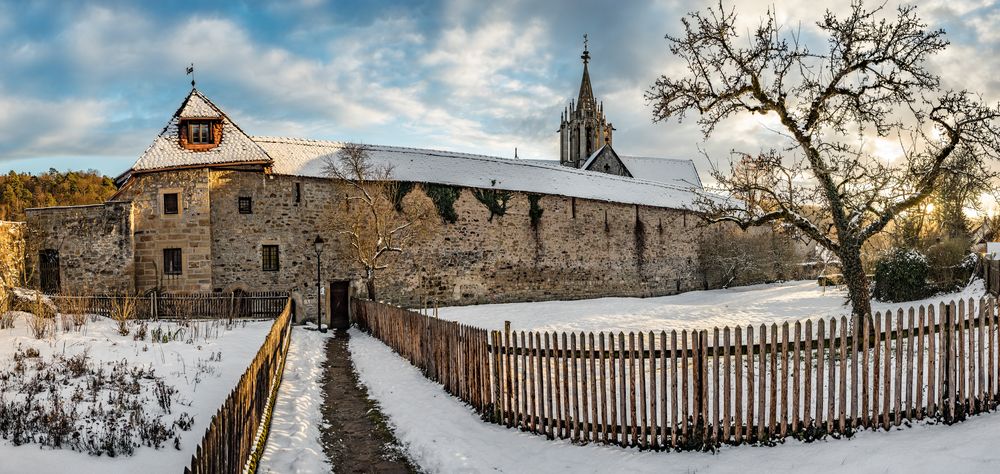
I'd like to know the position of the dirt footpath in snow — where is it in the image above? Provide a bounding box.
[437,280,987,333]
[349,328,1000,474]
[319,330,416,473]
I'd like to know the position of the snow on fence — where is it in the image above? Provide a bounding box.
[353,297,1000,450]
[185,297,294,474]
[49,291,289,320]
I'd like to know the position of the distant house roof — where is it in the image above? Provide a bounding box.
[119,89,712,210]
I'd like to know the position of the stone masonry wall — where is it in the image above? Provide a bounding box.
[24,202,134,293]
[116,169,214,293]
[206,170,710,320]
[25,167,799,322]
[0,221,25,288]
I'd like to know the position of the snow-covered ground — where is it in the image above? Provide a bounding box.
[437,280,987,333]
[349,327,1000,473]
[259,327,331,474]
[0,312,271,474]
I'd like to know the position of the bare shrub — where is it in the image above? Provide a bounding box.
[57,289,92,332]
[27,295,54,339]
[110,295,138,336]
[171,295,197,322]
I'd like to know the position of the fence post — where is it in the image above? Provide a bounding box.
[943,303,953,423]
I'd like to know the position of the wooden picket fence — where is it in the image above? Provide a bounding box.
[49,291,288,320]
[185,297,294,474]
[354,296,1000,449]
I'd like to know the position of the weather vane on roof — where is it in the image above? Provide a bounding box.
[582,34,590,64]
[186,63,195,88]
[584,33,588,51]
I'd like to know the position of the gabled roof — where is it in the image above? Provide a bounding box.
[578,146,702,189]
[582,144,632,178]
[115,89,711,210]
[254,137,709,210]
[126,89,272,175]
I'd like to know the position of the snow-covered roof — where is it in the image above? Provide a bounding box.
[619,155,703,188]
[579,145,702,188]
[254,137,705,210]
[121,89,710,210]
[128,89,272,173]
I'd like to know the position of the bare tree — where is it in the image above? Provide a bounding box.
[647,2,1000,317]
[324,143,433,301]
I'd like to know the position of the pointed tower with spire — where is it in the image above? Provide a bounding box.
[560,34,613,168]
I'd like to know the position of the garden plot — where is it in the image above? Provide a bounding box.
[436,280,987,332]
[0,312,271,474]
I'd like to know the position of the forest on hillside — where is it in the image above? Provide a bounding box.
[0,169,117,222]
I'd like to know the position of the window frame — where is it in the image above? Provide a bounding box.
[163,193,179,215]
[187,121,215,145]
[238,196,253,214]
[262,245,280,272]
[163,248,183,275]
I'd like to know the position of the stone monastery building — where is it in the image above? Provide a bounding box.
[26,45,729,322]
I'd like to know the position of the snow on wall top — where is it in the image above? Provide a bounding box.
[128,89,272,172]
[254,137,706,210]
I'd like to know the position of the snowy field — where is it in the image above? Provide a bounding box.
[350,327,1000,473]
[0,312,271,474]
[259,328,331,474]
[437,280,988,333]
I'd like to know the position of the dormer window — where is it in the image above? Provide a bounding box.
[179,119,221,151]
[188,121,214,144]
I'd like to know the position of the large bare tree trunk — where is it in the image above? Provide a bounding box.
[365,269,377,302]
[838,247,871,319]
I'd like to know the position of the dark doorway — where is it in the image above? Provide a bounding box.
[39,250,60,294]
[329,281,350,330]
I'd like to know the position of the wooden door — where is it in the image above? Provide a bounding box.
[329,281,350,330]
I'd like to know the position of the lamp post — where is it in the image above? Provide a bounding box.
[313,235,326,333]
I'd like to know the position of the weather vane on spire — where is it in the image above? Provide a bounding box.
[186,63,195,88]
[582,34,590,64]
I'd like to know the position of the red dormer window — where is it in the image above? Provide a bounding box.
[179,119,221,151]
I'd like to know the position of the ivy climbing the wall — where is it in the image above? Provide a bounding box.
[527,194,544,228]
[424,183,461,223]
[472,181,512,222]
[392,181,415,212]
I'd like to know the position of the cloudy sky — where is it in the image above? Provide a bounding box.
[1,0,998,179]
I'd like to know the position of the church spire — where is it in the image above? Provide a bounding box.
[577,34,595,115]
[560,34,613,169]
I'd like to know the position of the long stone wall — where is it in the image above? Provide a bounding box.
[24,202,134,293]
[25,168,809,321]
[204,170,709,317]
